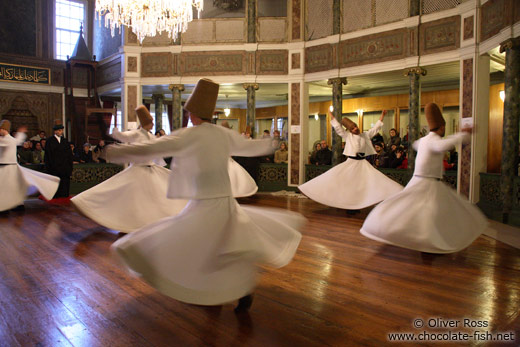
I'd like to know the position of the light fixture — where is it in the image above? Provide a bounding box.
[500,90,505,102]
[224,108,231,117]
[329,105,333,112]
[314,114,319,121]
[95,0,204,43]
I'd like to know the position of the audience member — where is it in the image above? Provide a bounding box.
[45,120,73,198]
[315,140,332,165]
[309,142,321,165]
[40,138,46,150]
[262,130,270,138]
[32,142,45,164]
[30,130,46,142]
[79,143,94,163]
[369,142,389,168]
[386,128,401,149]
[274,142,289,164]
[17,141,33,164]
[93,139,107,163]
[70,144,80,164]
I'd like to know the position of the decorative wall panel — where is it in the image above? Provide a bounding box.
[182,20,214,44]
[342,0,372,33]
[216,19,245,42]
[127,85,137,122]
[180,51,246,76]
[141,53,173,77]
[292,53,301,69]
[460,58,473,198]
[375,0,408,26]
[292,0,302,40]
[480,0,513,42]
[290,83,300,185]
[420,16,460,55]
[463,15,474,40]
[258,18,286,42]
[306,0,333,40]
[305,44,336,73]
[256,50,288,75]
[0,89,61,137]
[98,58,121,86]
[127,57,137,72]
[339,29,407,68]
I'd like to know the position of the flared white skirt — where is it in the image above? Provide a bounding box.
[71,165,188,233]
[229,158,258,197]
[111,197,304,305]
[299,159,403,209]
[360,176,487,253]
[1,164,60,211]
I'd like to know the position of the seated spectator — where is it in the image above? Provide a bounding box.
[315,140,332,165]
[40,138,46,150]
[32,142,45,164]
[443,153,455,170]
[17,141,33,164]
[262,130,270,138]
[389,147,408,169]
[371,132,384,146]
[79,143,94,163]
[30,130,46,142]
[369,142,389,168]
[386,128,401,149]
[155,130,162,138]
[70,144,80,164]
[309,142,321,165]
[93,139,108,163]
[274,142,289,164]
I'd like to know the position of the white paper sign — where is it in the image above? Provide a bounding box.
[291,125,301,134]
[460,118,473,128]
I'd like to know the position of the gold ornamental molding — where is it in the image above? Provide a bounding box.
[169,84,185,92]
[327,77,348,86]
[243,83,259,90]
[0,62,50,85]
[500,37,520,53]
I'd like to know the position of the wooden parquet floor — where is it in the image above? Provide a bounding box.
[0,195,518,346]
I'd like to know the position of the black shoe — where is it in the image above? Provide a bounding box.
[346,209,360,215]
[234,294,253,313]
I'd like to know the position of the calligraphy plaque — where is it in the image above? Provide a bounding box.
[0,63,50,85]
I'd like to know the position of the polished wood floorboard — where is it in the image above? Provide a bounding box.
[0,195,518,346]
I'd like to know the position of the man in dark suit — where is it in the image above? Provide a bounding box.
[45,120,73,198]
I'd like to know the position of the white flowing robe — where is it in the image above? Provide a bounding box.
[299,118,403,209]
[106,123,304,305]
[360,132,487,253]
[0,132,59,211]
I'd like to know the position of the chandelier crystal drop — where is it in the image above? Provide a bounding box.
[95,0,204,43]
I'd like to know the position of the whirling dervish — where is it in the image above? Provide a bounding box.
[0,120,60,212]
[71,106,187,233]
[299,109,403,210]
[360,103,487,253]
[107,79,305,311]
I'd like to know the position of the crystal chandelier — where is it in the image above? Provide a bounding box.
[96,0,204,43]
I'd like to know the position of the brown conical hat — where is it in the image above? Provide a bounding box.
[184,79,219,120]
[425,103,445,130]
[0,119,11,132]
[136,105,153,127]
[341,117,357,131]
[53,119,64,130]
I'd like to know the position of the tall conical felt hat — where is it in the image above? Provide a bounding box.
[53,119,64,130]
[184,79,219,120]
[0,119,11,131]
[341,117,357,131]
[425,103,445,130]
[136,105,153,127]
